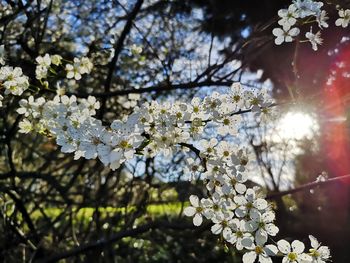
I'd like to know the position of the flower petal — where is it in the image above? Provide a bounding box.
[309,235,319,249]
[291,240,305,254]
[272,28,283,37]
[235,183,247,194]
[262,211,275,222]
[256,230,268,246]
[259,255,272,263]
[242,251,257,263]
[266,223,279,236]
[264,244,278,256]
[299,253,312,261]
[189,195,199,207]
[193,213,203,226]
[289,27,300,36]
[277,239,291,254]
[254,198,268,210]
[241,237,254,249]
[211,224,222,235]
[183,206,196,217]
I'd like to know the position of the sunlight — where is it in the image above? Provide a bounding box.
[276,111,319,141]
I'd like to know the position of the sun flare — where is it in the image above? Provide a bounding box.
[276,112,319,141]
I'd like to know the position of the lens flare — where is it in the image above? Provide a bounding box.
[276,111,319,141]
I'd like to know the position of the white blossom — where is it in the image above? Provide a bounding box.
[308,235,331,262]
[226,82,245,111]
[217,115,240,136]
[278,4,299,28]
[36,54,51,68]
[78,57,93,74]
[316,10,328,28]
[272,27,300,45]
[184,195,203,226]
[222,218,253,250]
[184,157,205,177]
[234,188,268,218]
[305,30,323,51]
[277,239,312,263]
[66,63,82,80]
[247,211,279,244]
[18,119,33,134]
[199,138,218,158]
[211,212,234,235]
[335,9,350,28]
[243,241,278,263]
[0,66,29,96]
[36,65,48,80]
[184,195,212,226]
[293,0,323,18]
[51,54,62,66]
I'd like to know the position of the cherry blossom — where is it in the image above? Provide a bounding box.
[278,4,299,28]
[308,235,331,263]
[247,211,279,245]
[184,195,211,226]
[316,10,328,28]
[272,27,300,45]
[36,54,52,68]
[0,66,29,96]
[305,30,323,51]
[277,239,312,263]
[243,241,278,263]
[294,0,323,18]
[335,9,350,28]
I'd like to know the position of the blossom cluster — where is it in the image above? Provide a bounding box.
[17,82,271,168]
[14,53,331,262]
[273,0,350,51]
[183,145,331,262]
[35,53,93,81]
[0,47,29,107]
[35,53,62,80]
[65,57,93,80]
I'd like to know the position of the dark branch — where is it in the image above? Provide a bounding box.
[99,0,144,117]
[267,174,350,199]
[40,220,203,262]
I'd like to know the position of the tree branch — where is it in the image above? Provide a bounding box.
[266,174,350,199]
[74,79,234,98]
[99,0,144,117]
[39,220,202,262]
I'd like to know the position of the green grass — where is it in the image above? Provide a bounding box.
[29,202,184,222]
